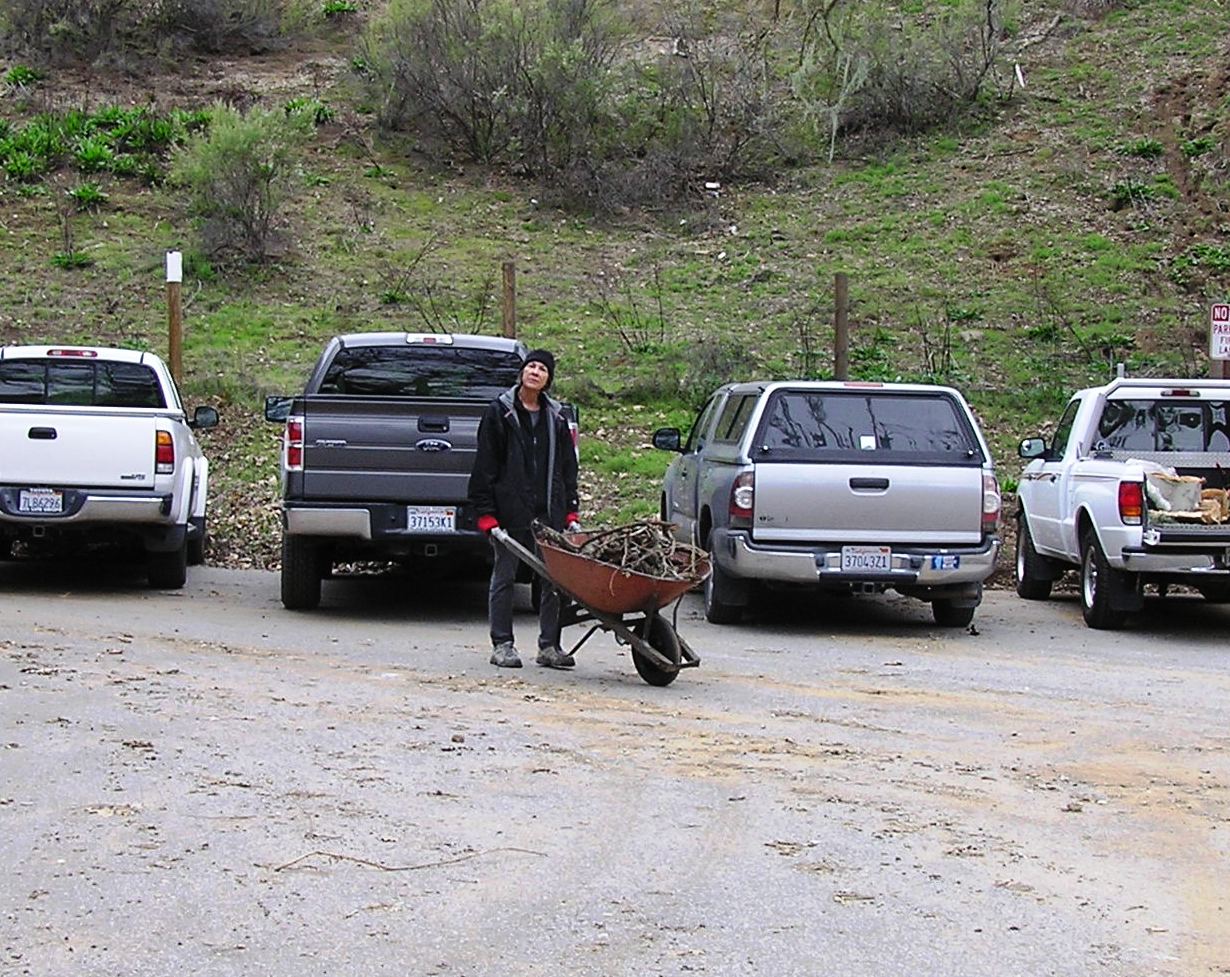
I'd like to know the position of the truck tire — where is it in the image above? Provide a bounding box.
[703,559,745,625]
[187,516,207,566]
[281,536,322,610]
[1015,513,1053,600]
[1080,531,1131,630]
[1197,582,1230,603]
[148,541,188,589]
[932,599,975,628]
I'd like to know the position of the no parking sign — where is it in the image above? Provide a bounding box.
[1211,303,1230,360]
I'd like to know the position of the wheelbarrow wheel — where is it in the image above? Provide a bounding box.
[632,613,681,687]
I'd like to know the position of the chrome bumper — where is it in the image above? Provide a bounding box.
[713,529,1000,586]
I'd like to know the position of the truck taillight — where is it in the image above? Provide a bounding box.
[285,416,304,471]
[730,472,755,529]
[982,472,1001,536]
[1119,481,1143,524]
[155,431,174,474]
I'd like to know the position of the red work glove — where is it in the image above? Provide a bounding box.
[565,513,581,532]
[477,514,499,534]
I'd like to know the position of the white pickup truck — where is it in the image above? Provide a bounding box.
[1016,376,1230,628]
[0,345,218,588]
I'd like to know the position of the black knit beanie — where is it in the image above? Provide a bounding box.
[522,349,556,388]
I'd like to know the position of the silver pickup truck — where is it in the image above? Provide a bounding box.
[653,380,1001,626]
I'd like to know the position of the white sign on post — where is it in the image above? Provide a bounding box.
[1212,303,1230,360]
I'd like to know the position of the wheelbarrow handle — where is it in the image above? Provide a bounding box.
[490,527,551,579]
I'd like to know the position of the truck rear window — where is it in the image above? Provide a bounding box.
[0,360,165,408]
[319,346,524,399]
[1097,399,1230,452]
[756,391,983,462]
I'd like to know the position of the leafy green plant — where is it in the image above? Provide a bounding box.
[51,250,93,269]
[1181,135,1215,158]
[67,182,108,211]
[4,64,43,87]
[285,97,335,126]
[323,0,357,14]
[1119,137,1163,158]
[73,136,115,173]
[3,150,44,182]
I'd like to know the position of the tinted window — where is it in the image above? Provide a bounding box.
[320,346,523,400]
[684,396,721,453]
[0,360,165,408]
[1096,399,1230,452]
[0,361,44,403]
[713,395,756,443]
[1050,400,1080,458]
[755,391,982,462]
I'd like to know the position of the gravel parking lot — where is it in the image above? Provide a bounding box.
[2,562,1228,977]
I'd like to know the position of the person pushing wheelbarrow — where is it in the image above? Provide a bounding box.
[468,349,580,670]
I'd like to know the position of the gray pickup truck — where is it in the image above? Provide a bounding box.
[653,380,1001,626]
[265,332,540,609]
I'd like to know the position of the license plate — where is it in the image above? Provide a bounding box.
[407,505,455,533]
[841,545,891,572]
[18,488,63,514]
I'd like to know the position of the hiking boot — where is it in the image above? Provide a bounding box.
[536,645,575,669]
[490,641,522,668]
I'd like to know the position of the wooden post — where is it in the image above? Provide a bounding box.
[166,250,183,386]
[833,271,849,380]
[501,260,516,339]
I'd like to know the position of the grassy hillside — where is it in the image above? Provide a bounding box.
[1,0,1228,571]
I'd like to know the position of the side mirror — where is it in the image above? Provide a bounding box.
[264,395,292,423]
[1018,437,1047,460]
[190,405,220,430]
[652,427,683,452]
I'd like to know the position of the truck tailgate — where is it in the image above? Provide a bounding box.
[300,396,484,503]
[0,410,157,488]
[753,462,985,544]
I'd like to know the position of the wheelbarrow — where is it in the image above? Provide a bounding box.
[490,526,708,686]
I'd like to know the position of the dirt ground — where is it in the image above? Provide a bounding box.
[2,562,1228,977]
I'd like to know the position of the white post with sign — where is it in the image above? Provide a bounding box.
[1211,303,1230,379]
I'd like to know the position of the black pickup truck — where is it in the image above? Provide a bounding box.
[265,332,573,609]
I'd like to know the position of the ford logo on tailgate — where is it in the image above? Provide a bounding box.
[416,438,452,452]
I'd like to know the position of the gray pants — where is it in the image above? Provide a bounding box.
[489,536,561,651]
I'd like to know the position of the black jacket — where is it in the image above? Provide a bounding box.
[468,385,579,534]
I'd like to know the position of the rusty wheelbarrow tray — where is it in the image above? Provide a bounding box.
[491,526,708,686]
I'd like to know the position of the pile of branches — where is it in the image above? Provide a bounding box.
[537,520,707,582]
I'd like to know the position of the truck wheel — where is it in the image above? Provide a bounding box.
[1015,514,1053,600]
[703,559,745,625]
[932,600,975,628]
[281,536,322,610]
[1080,531,1129,630]
[1198,582,1230,603]
[148,541,188,589]
[631,613,681,687]
[187,516,207,566]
